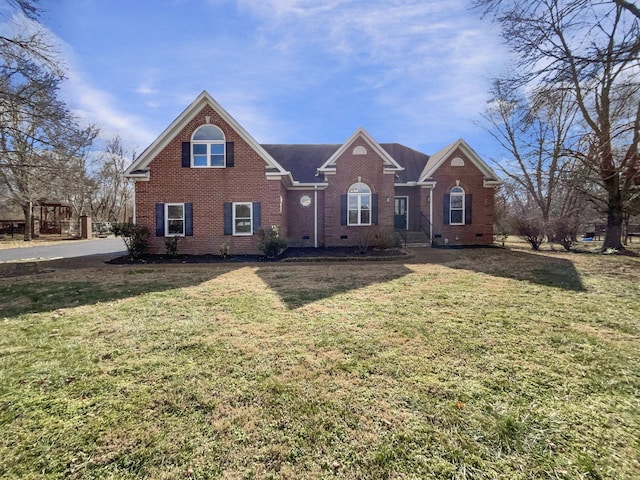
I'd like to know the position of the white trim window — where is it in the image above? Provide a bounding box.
[450,186,465,225]
[192,124,225,167]
[165,203,185,236]
[348,182,372,226]
[233,202,253,235]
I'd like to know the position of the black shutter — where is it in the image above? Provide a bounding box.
[185,203,193,236]
[224,202,232,235]
[155,203,165,236]
[341,194,347,225]
[226,142,234,167]
[371,194,378,225]
[181,142,190,168]
[465,194,472,225]
[252,202,261,233]
[443,194,450,225]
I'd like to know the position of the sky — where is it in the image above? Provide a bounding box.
[2,0,511,163]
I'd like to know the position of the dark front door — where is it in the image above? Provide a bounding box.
[394,197,408,230]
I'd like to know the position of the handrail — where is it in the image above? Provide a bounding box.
[395,228,407,247]
[419,212,432,244]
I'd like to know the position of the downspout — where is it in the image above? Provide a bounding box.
[314,185,318,248]
[429,187,433,243]
[132,180,137,224]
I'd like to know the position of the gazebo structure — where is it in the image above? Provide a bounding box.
[37,202,73,235]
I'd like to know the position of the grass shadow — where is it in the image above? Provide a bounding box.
[413,247,586,292]
[0,253,415,316]
[255,262,414,309]
[0,246,588,318]
[0,255,242,318]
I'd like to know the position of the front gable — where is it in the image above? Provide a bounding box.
[418,138,501,188]
[125,90,287,179]
[317,127,404,176]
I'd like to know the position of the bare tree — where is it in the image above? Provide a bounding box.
[476,0,640,252]
[1,0,62,86]
[90,136,133,223]
[0,60,98,240]
[483,80,580,223]
[612,0,640,19]
[4,0,40,19]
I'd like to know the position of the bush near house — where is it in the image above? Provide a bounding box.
[110,223,149,258]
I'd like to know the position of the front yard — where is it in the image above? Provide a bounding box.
[0,247,638,479]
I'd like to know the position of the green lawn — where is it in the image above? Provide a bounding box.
[1,247,639,479]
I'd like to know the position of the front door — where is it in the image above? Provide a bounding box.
[394,197,408,230]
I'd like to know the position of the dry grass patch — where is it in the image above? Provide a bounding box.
[0,248,639,479]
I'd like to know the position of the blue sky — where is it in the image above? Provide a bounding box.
[3,0,510,162]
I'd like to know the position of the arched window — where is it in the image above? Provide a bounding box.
[191,125,225,167]
[449,186,465,225]
[348,182,372,225]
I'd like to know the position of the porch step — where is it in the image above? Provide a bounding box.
[399,231,431,247]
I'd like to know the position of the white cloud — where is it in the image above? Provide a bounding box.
[233,0,506,132]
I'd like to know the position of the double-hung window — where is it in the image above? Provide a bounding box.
[449,186,465,225]
[233,202,253,235]
[166,203,185,236]
[192,125,225,167]
[348,182,372,226]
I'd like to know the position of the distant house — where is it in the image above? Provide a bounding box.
[125,91,501,254]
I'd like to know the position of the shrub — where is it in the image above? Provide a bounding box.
[165,236,179,256]
[111,223,149,259]
[220,242,230,259]
[356,229,373,254]
[511,216,545,250]
[258,225,287,258]
[375,227,396,249]
[547,216,580,251]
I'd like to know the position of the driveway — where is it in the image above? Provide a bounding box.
[0,237,127,262]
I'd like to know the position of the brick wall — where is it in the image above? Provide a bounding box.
[428,148,496,246]
[323,139,396,247]
[135,105,285,255]
[135,105,497,253]
[286,189,318,247]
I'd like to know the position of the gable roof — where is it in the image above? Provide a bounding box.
[261,143,430,185]
[419,138,500,185]
[317,127,404,173]
[125,92,499,188]
[380,143,430,184]
[124,90,287,176]
[261,144,340,184]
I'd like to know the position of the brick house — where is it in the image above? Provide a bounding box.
[125,91,501,254]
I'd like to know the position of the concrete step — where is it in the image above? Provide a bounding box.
[398,230,431,247]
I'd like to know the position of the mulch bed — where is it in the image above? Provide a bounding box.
[106,247,410,265]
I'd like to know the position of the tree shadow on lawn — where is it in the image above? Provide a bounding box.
[255,262,416,309]
[0,255,244,318]
[413,247,586,292]
[252,247,586,310]
[0,252,416,316]
[0,247,585,318]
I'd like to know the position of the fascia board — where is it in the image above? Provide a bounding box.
[394,182,418,187]
[287,183,329,190]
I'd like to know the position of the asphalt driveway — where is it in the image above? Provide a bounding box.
[0,237,127,262]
